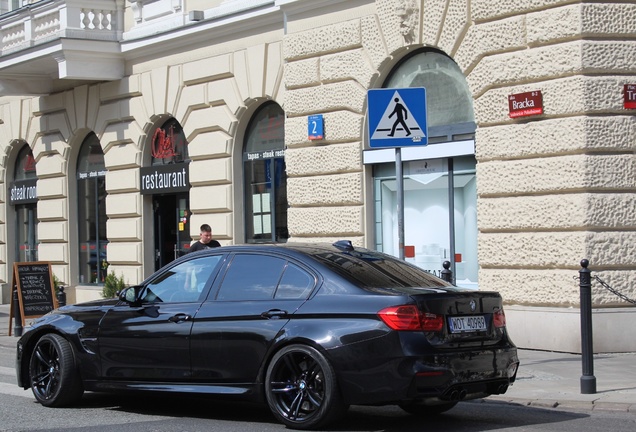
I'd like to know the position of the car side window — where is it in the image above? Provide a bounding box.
[141,255,222,303]
[216,254,316,301]
[274,263,315,299]
[217,254,286,301]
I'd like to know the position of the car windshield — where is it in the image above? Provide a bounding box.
[310,249,452,289]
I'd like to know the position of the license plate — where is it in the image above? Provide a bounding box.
[448,315,487,333]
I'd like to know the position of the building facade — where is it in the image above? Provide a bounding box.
[0,0,635,352]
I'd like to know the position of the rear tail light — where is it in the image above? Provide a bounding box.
[378,305,444,332]
[493,308,506,328]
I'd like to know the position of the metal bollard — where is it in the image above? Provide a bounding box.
[12,288,23,337]
[57,286,66,308]
[441,260,452,283]
[579,259,596,394]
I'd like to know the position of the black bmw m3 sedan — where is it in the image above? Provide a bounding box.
[16,241,518,429]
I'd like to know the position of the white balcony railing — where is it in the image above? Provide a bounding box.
[1,0,122,55]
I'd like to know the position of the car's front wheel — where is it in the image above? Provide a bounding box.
[265,344,346,430]
[29,333,84,407]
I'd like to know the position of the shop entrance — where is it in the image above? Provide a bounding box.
[153,193,190,271]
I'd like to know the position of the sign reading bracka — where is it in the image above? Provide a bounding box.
[140,162,190,195]
[508,91,543,118]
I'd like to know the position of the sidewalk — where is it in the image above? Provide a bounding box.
[1,303,635,412]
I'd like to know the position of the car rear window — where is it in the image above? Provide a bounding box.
[310,249,451,289]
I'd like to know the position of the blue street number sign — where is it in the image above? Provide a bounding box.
[367,87,428,148]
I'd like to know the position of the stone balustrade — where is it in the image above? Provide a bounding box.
[0,0,121,54]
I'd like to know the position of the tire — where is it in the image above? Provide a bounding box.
[265,344,346,430]
[29,334,84,407]
[399,400,458,416]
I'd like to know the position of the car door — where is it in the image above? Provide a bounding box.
[97,254,224,380]
[190,252,317,383]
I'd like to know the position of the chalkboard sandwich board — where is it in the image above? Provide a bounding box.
[9,262,58,335]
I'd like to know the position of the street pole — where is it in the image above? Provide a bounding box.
[579,259,596,394]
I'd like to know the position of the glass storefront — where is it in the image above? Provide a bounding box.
[368,49,477,288]
[373,156,477,288]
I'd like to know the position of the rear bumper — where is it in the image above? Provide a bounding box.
[331,341,519,405]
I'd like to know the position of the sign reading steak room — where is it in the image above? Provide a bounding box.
[140,162,190,195]
[9,179,37,205]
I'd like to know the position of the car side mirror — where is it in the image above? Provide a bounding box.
[119,286,141,305]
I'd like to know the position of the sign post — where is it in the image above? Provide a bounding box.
[367,88,428,259]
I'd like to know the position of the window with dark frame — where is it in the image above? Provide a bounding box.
[243,103,288,243]
[76,133,107,284]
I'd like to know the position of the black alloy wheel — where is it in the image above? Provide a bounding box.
[29,333,84,407]
[265,344,346,430]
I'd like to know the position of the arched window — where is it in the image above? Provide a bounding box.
[371,50,478,288]
[385,49,475,140]
[243,103,288,243]
[151,118,188,166]
[143,118,192,269]
[12,145,38,262]
[76,133,107,284]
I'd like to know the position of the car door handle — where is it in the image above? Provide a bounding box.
[261,309,288,319]
[168,313,192,323]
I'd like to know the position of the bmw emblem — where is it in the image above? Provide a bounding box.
[469,300,476,312]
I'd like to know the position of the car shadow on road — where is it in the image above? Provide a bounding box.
[67,393,589,432]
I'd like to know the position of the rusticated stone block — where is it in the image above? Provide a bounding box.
[288,173,363,206]
[288,206,364,236]
[284,20,361,61]
[476,116,636,160]
[477,154,636,196]
[285,143,362,176]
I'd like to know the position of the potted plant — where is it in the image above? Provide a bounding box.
[102,271,127,298]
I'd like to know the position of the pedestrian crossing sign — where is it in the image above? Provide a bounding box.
[367,87,428,148]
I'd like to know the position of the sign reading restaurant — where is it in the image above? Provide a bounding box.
[140,162,190,195]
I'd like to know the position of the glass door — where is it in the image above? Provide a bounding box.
[374,156,478,288]
[153,193,190,271]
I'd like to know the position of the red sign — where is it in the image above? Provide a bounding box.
[624,84,636,109]
[508,91,543,118]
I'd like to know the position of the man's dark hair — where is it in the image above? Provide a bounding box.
[200,224,211,232]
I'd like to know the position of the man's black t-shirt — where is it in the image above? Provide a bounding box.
[188,240,221,253]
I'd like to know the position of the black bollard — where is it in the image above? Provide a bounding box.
[441,260,452,283]
[57,286,66,308]
[579,259,596,394]
[12,288,23,337]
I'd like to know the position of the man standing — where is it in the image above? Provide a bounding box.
[188,224,221,252]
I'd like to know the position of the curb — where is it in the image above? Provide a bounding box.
[485,396,636,413]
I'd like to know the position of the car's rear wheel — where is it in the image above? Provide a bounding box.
[399,400,458,416]
[29,333,84,407]
[265,344,346,430]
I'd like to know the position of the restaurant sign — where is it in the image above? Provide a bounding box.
[508,91,543,118]
[8,179,37,205]
[140,162,190,195]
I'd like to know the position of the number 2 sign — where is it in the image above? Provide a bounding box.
[308,114,324,140]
